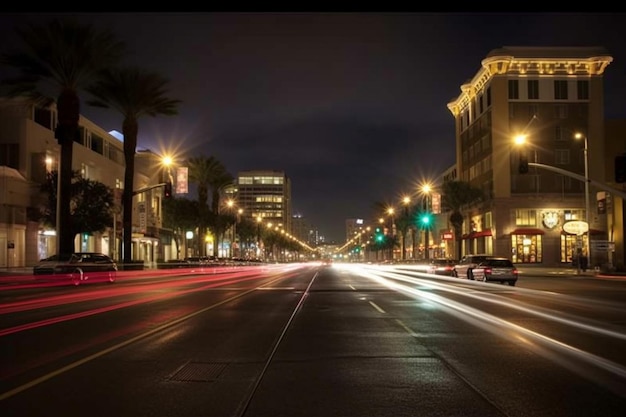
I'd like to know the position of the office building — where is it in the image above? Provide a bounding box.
[236,170,292,234]
[447,46,613,266]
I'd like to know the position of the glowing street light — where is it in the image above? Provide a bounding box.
[575,131,591,269]
[421,183,433,261]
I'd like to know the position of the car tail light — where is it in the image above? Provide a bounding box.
[484,268,492,274]
[444,266,452,271]
[513,269,519,275]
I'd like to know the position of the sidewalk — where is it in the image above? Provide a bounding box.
[517,265,626,280]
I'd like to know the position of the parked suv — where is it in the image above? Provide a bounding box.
[452,254,490,280]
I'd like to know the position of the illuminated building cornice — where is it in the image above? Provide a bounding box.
[447,46,613,117]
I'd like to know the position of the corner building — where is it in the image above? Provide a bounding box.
[447,46,613,266]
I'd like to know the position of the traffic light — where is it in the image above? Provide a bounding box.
[375,227,384,243]
[615,155,626,183]
[164,181,172,198]
[518,155,529,174]
[420,213,432,226]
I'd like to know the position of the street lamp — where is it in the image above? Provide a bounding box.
[421,184,432,261]
[256,216,263,259]
[575,132,591,269]
[402,196,410,260]
[387,207,395,261]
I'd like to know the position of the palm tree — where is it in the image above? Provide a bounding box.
[86,67,180,265]
[371,200,396,261]
[441,180,485,260]
[0,19,125,255]
[187,156,230,257]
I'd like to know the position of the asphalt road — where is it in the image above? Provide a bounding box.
[1,263,626,417]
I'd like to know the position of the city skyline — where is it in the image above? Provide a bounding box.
[1,12,625,242]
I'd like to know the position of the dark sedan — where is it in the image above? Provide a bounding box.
[33,252,118,285]
[472,258,518,286]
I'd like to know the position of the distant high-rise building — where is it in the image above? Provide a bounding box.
[235,170,292,234]
[292,213,319,247]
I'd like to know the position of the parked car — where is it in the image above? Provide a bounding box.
[452,254,490,280]
[33,252,118,285]
[472,258,519,286]
[184,256,215,266]
[426,258,458,276]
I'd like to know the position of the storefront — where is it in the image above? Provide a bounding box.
[510,228,544,263]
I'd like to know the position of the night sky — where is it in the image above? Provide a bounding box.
[1,12,625,242]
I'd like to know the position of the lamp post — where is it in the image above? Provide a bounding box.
[422,184,432,261]
[575,132,591,270]
[387,207,395,261]
[402,196,410,260]
[256,216,262,259]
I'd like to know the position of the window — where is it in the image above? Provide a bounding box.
[486,87,491,106]
[564,209,584,221]
[555,174,572,190]
[555,126,565,141]
[527,80,539,99]
[528,105,538,118]
[479,94,484,113]
[515,209,537,226]
[554,149,570,165]
[508,80,519,99]
[577,80,589,99]
[554,80,568,100]
[0,144,19,169]
[91,133,104,155]
[555,105,568,119]
[80,163,90,179]
[481,134,490,151]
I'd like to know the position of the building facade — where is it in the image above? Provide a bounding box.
[236,170,292,234]
[447,46,614,267]
[0,98,177,268]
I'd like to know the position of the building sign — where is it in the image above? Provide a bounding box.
[542,211,559,229]
[431,192,441,214]
[562,220,588,235]
[176,166,188,194]
[442,231,453,240]
[597,191,607,215]
[138,202,146,233]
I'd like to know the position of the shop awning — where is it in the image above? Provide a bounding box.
[462,229,492,239]
[511,228,545,235]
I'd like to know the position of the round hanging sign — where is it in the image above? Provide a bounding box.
[562,220,589,235]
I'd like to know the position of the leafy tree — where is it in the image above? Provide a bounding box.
[162,196,200,259]
[86,67,180,264]
[38,170,114,242]
[441,180,485,260]
[236,218,258,258]
[0,19,125,255]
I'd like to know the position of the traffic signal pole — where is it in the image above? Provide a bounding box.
[132,182,172,196]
